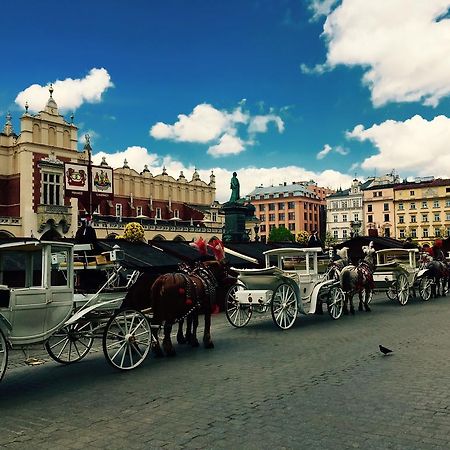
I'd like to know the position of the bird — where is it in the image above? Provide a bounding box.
[379,345,393,355]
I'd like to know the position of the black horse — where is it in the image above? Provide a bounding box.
[419,253,449,298]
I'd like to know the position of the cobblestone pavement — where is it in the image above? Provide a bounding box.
[1,293,450,450]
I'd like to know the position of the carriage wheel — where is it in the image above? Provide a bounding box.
[0,329,8,382]
[271,283,298,330]
[327,286,344,320]
[45,321,94,364]
[418,277,432,301]
[225,282,252,328]
[103,309,152,370]
[396,274,409,306]
[386,283,396,301]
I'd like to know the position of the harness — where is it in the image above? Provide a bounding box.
[356,261,374,291]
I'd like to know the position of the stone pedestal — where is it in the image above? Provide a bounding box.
[221,203,252,243]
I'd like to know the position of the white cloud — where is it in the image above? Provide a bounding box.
[15,68,113,113]
[347,114,450,177]
[150,102,284,157]
[93,146,352,202]
[248,114,285,134]
[207,134,245,157]
[309,0,340,20]
[309,0,450,107]
[316,143,349,159]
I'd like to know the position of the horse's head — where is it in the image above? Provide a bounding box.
[336,247,349,262]
[202,259,229,285]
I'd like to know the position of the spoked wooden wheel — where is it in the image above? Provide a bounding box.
[271,283,298,330]
[327,286,344,320]
[386,282,396,301]
[45,321,94,364]
[225,282,252,328]
[396,274,409,306]
[418,277,432,301]
[103,309,152,370]
[0,329,8,382]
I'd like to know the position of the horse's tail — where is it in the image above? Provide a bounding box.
[340,267,355,293]
[151,273,182,321]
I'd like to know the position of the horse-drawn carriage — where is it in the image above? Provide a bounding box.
[225,247,345,329]
[0,240,153,382]
[373,248,432,305]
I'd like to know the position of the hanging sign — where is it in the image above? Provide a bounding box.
[64,163,89,197]
[92,165,113,199]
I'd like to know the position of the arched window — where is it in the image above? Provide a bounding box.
[63,130,70,148]
[173,235,186,242]
[152,234,166,241]
[33,124,41,143]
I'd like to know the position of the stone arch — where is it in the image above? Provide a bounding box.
[173,235,186,242]
[41,228,62,240]
[152,234,166,241]
[106,233,119,239]
[33,123,41,143]
[0,230,15,238]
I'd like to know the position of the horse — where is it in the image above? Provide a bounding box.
[327,247,349,281]
[339,242,376,315]
[419,252,449,298]
[123,238,235,356]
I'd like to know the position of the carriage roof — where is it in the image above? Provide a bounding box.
[0,240,73,251]
[375,248,418,255]
[263,247,322,257]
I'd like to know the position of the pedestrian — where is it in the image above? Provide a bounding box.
[308,230,322,249]
[402,237,416,249]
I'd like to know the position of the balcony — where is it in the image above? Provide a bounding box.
[36,204,72,233]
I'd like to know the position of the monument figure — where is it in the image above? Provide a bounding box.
[229,172,240,203]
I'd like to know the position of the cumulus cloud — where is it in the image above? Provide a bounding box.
[347,114,450,177]
[93,146,352,202]
[308,0,340,20]
[150,102,284,157]
[316,143,349,159]
[307,0,450,107]
[15,68,113,113]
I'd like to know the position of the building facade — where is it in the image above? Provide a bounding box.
[246,181,333,242]
[0,88,222,241]
[394,178,450,245]
[326,179,369,242]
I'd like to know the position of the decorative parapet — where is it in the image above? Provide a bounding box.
[36,204,72,233]
[0,217,21,226]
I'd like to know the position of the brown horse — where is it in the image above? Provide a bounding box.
[123,258,234,356]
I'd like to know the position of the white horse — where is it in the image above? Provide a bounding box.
[339,242,376,315]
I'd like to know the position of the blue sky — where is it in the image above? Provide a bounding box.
[2,0,450,201]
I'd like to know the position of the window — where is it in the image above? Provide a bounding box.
[411,229,417,238]
[288,223,295,231]
[446,213,450,221]
[279,223,285,228]
[278,203,285,210]
[341,201,347,208]
[342,214,347,222]
[423,228,429,238]
[434,213,440,222]
[309,213,313,221]
[288,212,295,220]
[422,201,428,209]
[136,206,143,217]
[435,228,441,237]
[447,188,450,193]
[269,224,275,231]
[304,212,308,220]
[410,190,415,196]
[433,200,440,208]
[410,215,416,223]
[384,228,390,237]
[333,230,339,239]
[333,215,338,222]
[175,209,181,219]
[383,203,389,211]
[155,207,162,219]
[332,202,338,209]
[399,215,404,224]
[115,204,122,218]
[398,203,404,210]
[269,214,275,221]
[260,225,266,232]
[367,205,373,212]
[384,214,390,222]
[368,214,373,223]
[410,203,416,210]
[288,202,295,209]
[353,213,359,221]
[42,172,62,205]
[352,200,359,208]
[50,246,70,287]
[278,213,285,221]
[259,204,265,212]
[399,229,405,239]
[260,214,265,222]
[446,199,450,207]
[342,229,348,239]
[268,203,275,211]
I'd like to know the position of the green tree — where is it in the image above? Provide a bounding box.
[324,231,338,249]
[268,226,295,243]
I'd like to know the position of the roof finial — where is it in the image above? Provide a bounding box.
[6,112,11,123]
[70,112,74,123]
[25,102,29,114]
[49,83,54,98]
[123,158,129,168]
[83,133,92,151]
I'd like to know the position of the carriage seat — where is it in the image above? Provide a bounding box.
[282,271,300,284]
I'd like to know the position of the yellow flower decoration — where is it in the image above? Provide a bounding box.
[123,222,145,242]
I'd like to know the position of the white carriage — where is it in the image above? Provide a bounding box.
[225,247,345,330]
[0,240,153,382]
[373,248,432,305]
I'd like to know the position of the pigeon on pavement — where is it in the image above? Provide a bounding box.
[379,345,393,355]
